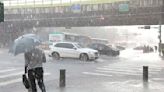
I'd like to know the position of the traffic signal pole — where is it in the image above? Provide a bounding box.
[159,25,162,55]
[0,2,4,22]
[159,0,164,56]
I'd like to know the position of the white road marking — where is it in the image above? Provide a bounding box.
[97,67,142,73]
[102,65,164,70]
[0,51,3,54]
[0,78,21,86]
[0,71,24,78]
[83,72,112,77]
[0,68,17,73]
[97,68,158,73]
[0,73,51,86]
[95,70,140,76]
[83,63,164,77]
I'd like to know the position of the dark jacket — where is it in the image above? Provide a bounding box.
[24,48,46,73]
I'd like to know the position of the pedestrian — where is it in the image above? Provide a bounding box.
[162,48,164,57]
[154,46,157,52]
[24,46,46,92]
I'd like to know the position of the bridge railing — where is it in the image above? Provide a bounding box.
[3,0,163,21]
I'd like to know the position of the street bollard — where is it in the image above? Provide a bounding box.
[143,66,148,82]
[60,69,66,87]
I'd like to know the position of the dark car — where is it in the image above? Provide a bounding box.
[133,46,144,50]
[115,45,125,51]
[88,43,120,56]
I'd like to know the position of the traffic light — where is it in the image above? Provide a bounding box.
[138,25,151,29]
[0,2,4,22]
[144,25,150,29]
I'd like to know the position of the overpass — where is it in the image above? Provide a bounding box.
[2,0,164,29]
[0,0,164,45]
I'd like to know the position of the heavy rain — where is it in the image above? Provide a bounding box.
[0,0,164,92]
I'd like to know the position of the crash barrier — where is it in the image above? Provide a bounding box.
[60,69,66,87]
[143,66,148,82]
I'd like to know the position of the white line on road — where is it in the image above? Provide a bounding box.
[95,68,161,75]
[0,78,22,86]
[0,71,24,78]
[0,73,51,86]
[0,51,3,54]
[97,67,141,74]
[0,68,17,73]
[82,72,112,77]
[100,66,162,72]
[95,70,140,76]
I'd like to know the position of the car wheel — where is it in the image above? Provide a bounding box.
[80,53,88,61]
[52,52,60,60]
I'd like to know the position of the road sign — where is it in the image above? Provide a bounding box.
[119,3,129,12]
[71,4,81,13]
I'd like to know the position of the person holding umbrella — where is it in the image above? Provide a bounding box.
[25,46,46,92]
[9,34,46,92]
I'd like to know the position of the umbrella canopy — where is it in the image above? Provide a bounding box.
[9,34,41,56]
[16,34,41,42]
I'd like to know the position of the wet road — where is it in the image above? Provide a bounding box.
[0,48,164,92]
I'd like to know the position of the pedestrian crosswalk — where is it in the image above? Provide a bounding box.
[0,67,50,86]
[82,63,164,77]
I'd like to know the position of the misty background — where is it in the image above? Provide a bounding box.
[30,26,159,48]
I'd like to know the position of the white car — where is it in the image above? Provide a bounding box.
[49,42,99,61]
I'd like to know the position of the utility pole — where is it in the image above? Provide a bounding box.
[0,2,4,22]
[159,0,164,55]
[159,25,162,55]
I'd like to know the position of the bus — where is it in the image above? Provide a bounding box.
[49,32,92,47]
[91,38,109,44]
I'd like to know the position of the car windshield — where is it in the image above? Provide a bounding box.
[74,43,83,48]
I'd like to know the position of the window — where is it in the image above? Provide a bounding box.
[55,43,64,48]
[55,43,74,49]
[65,43,74,49]
[74,43,82,48]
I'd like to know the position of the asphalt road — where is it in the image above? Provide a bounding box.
[0,48,164,92]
